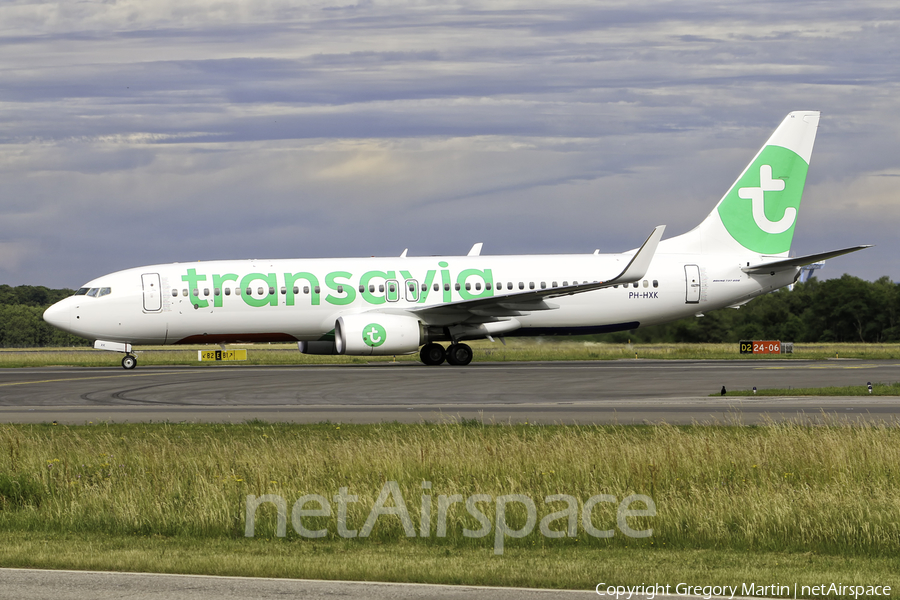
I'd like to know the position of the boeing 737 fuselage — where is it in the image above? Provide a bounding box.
[43,112,868,368]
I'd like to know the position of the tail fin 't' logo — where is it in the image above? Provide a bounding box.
[738,164,796,235]
[717,145,809,254]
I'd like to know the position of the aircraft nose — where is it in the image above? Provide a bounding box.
[43,300,71,331]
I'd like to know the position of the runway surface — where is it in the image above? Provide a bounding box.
[2,359,899,424]
[0,568,745,600]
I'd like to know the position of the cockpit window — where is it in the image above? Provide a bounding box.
[86,288,99,297]
[98,287,111,297]
[74,288,89,296]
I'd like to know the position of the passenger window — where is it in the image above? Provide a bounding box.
[552,282,557,288]
[434,283,440,292]
[475,282,482,291]
[455,283,461,291]
[632,282,639,288]
[235,287,242,296]
[421,283,427,292]
[214,288,221,296]
[183,289,188,296]
[518,282,524,290]
[359,285,365,293]
[257,287,264,295]
[294,286,300,294]
[314,286,321,294]
[281,287,286,295]
[203,288,210,297]
[245,287,252,296]
[268,286,275,295]
[378,284,384,293]
[563,281,568,286]
[529,282,535,289]
[465,283,471,291]
[225,288,231,296]
[192,289,199,297]
[369,284,375,293]
[540,282,546,289]
[507,282,513,290]
[653,280,659,288]
[444,283,450,291]
[171,289,178,297]
[303,286,310,294]
[337,285,344,294]
[643,280,649,288]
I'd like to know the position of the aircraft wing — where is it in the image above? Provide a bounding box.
[410,226,665,326]
[742,245,871,275]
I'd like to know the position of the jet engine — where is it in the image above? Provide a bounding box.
[335,313,424,355]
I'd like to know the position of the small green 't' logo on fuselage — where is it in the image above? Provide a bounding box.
[717,145,809,254]
[363,323,387,347]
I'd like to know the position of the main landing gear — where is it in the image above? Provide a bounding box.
[419,342,473,366]
[121,355,137,370]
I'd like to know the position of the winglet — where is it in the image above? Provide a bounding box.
[606,225,665,285]
[468,243,483,256]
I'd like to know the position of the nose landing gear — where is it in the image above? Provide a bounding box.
[93,341,138,370]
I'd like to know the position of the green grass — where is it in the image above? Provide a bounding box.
[3,341,900,368]
[1,422,899,594]
[1,531,896,594]
[722,382,900,396]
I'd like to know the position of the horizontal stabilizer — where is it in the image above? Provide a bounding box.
[742,245,871,274]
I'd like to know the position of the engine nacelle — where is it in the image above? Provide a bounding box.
[335,314,424,356]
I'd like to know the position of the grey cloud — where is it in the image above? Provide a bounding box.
[1,1,898,286]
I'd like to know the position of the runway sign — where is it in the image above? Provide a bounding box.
[740,340,783,354]
[198,349,248,362]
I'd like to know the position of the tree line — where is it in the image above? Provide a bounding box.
[0,285,89,348]
[1,275,897,348]
[597,275,899,344]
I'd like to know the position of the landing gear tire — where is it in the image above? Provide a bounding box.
[420,343,446,366]
[445,343,473,366]
[122,355,137,370]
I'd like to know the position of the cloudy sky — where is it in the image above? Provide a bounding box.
[1,0,898,288]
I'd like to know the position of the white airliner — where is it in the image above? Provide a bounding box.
[44,111,868,369]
